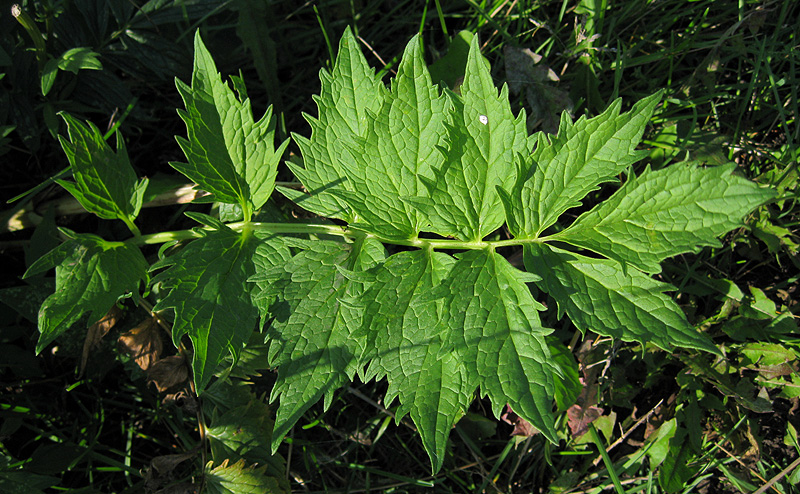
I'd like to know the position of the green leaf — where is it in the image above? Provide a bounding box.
[526,243,719,354]
[556,162,777,273]
[151,226,264,392]
[263,237,385,450]
[332,34,447,240]
[281,26,384,221]
[173,31,288,219]
[40,59,59,97]
[58,47,103,73]
[409,35,528,241]
[232,0,283,112]
[41,47,102,96]
[645,418,677,467]
[56,113,148,229]
[504,92,662,238]
[739,286,778,320]
[658,428,698,493]
[23,231,148,354]
[205,382,289,490]
[204,459,285,494]
[739,342,796,367]
[360,249,470,471]
[0,469,58,494]
[248,234,292,321]
[207,396,277,466]
[442,249,558,442]
[359,248,559,469]
[428,31,473,89]
[547,336,581,412]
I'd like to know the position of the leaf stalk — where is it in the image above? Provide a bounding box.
[134,220,548,251]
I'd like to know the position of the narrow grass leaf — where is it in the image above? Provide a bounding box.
[232,0,283,111]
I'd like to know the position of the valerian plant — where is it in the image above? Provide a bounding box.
[24,27,775,475]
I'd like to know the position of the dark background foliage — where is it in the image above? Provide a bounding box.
[0,1,797,492]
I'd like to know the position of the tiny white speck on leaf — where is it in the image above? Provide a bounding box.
[479,115,488,125]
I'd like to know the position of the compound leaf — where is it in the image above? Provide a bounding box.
[442,249,558,442]
[555,162,778,273]
[361,249,470,471]
[56,113,148,228]
[333,34,447,240]
[280,26,384,221]
[506,91,661,238]
[23,231,148,354]
[173,31,287,218]
[408,34,528,241]
[151,226,263,392]
[264,237,385,450]
[526,243,719,354]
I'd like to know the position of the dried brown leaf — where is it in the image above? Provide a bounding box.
[79,305,123,377]
[567,404,603,438]
[153,483,198,494]
[151,451,197,474]
[147,355,189,393]
[566,339,609,438]
[144,451,198,492]
[504,45,572,134]
[118,317,163,371]
[162,389,199,413]
[501,406,539,437]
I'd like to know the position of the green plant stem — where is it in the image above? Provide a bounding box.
[11,4,47,71]
[589,423,625,494]
[134,220,550,251]
[123,218,141,238]
[137,228,205,245]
